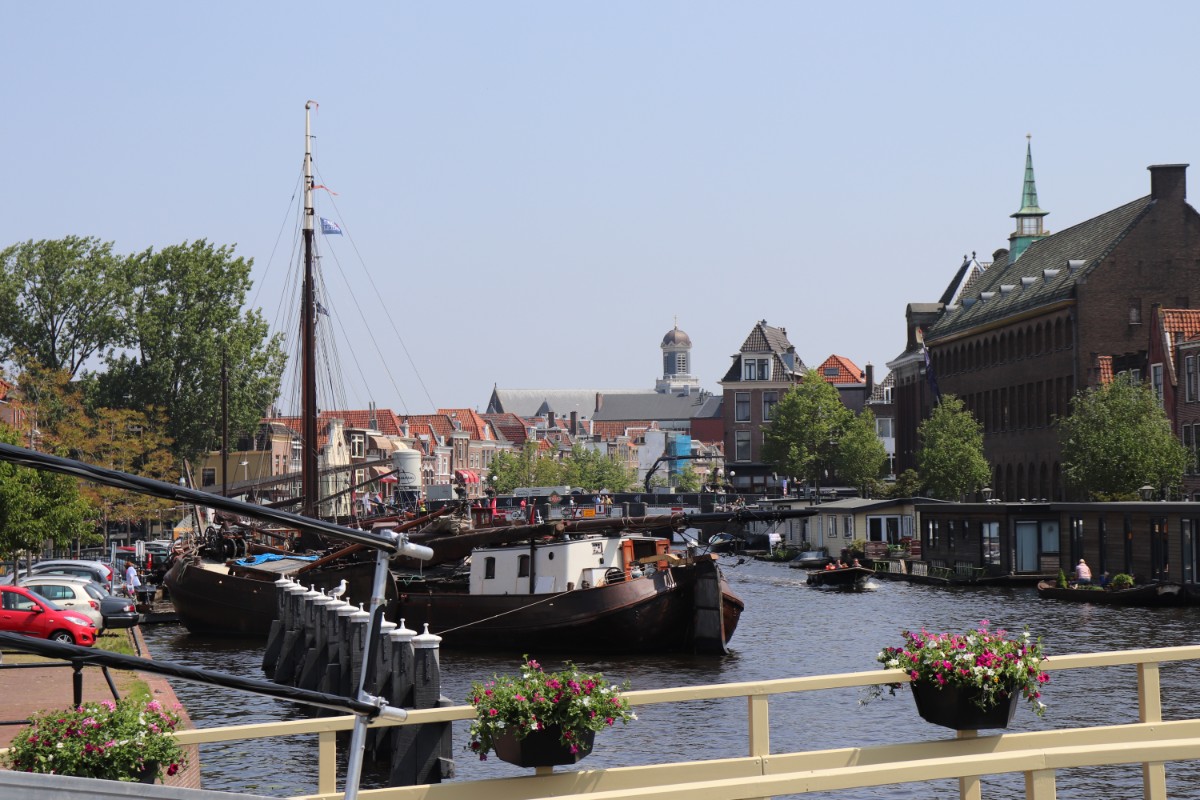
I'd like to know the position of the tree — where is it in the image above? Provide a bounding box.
[0,424,97,564]
[834,408,888,495]
[674,463,702,493]
[761,372,852,489]
[1059,376,1189,500]
[889,468,923,499]
[916,395,990,500]
[0,237,131,378]
[98,241,285,463]
[559,445,634,491]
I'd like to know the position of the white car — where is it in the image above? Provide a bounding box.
[18,575,105,630]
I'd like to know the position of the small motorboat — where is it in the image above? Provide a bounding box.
[806,565,874,591]
[706,532,741,554]
[790,550,830,569]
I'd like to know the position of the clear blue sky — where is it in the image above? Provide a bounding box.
[7,3,1199,414]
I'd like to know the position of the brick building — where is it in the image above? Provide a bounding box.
[897,144,1200,501]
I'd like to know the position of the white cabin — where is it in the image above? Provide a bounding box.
[469,535,668,595]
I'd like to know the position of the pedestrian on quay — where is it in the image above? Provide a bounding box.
[125,559,142,599]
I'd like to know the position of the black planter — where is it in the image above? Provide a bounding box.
[135,761,160,784]
[493,726,595,767]
[910,681,1020,730]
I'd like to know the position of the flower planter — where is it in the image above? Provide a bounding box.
[493,726,595,767]
[135,761,161,784]
[910,680,1020,730]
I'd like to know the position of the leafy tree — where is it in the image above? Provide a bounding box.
[1059,376,1189,500]
[0,424,97,563]
[488,443,562,493]
[98,241,285,463]
[761,372,852,489]
[834,408,888,495]
[0,237,131,378]
[673,463,701,492]
[559,444,634,491]
[916,395,990,500]
[888,468,923,499]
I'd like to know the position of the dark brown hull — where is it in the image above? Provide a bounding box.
[1035,580,1190,607]
[392,558,742,653]
[162,557,379,637]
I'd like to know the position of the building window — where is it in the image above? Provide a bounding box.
[1129,299,1142,325]
[351,434,364,458]
[201,468,216,486]
[824,367,839,378]
[735,392,751,422]
[735,430,751,462]
[1188,356,1197,402]
[762,391,778,421]
[843,515,854,538]
[518,555,530,578]
[876,417,893,438]
[882,386,893,403]
[742,357,771,381]
[1152,364,1164,406]
[1021,217,1039,235]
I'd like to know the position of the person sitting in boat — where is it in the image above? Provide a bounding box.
[1075,559,1092,586]
[851,558,862,567]
[824,561,836,571]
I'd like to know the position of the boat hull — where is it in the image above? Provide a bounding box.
[391,558,743,653]
[162,557,379,637]
[1035,580,1190,607]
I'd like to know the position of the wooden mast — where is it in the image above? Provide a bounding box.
[301,102,320,519]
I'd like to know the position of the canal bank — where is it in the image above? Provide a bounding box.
[0,625,201,790]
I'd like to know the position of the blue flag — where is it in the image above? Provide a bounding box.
[320,217,343,235]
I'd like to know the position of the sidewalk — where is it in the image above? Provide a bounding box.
[0,626,201,790]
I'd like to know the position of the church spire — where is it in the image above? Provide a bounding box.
[1009,135,1049,261]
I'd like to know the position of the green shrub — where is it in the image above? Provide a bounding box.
[1057,569,1068,589]
[1110,573,1135,590]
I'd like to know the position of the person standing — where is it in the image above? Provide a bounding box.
[125,560,142,598]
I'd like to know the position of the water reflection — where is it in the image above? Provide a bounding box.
[142,558,1200,798]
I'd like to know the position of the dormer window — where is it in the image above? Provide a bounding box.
[742,357,771,381]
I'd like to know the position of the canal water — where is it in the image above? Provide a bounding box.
[141,558,1200,798]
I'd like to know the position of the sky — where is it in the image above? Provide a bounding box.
[7,2,1200,415]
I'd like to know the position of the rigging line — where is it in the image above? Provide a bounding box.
[249,167,306,313]
[313,165,435,412]
[432,591,565,636]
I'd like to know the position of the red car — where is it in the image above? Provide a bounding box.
[0,584,96,646]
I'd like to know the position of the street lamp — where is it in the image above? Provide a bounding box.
[728,470,736,491]
[981,486,994,503]
[239,460,249,482]
[1139,484,1155,502]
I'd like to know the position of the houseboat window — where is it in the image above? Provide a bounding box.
[842,516,854,539]
[1069,517,1084,564]
[1182,519,1198,584]
[735,392,751,422]
[201,468,216,487]
[518,555,530,578]
[981,521,1000,565]
[1040,521,1060,553]
[925,519,939,550]
[484,557,496,580]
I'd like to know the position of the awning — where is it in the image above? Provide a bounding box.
[455,469,480,484]
[380,474,398,484]
[369,435,392,452]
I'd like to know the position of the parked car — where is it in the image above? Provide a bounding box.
[16,575,104,629]
[88,583,139,630]
[29,559,115,593]
[0,584,96,646]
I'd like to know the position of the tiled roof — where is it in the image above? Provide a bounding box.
[316,408,406,436]
[593,391,707,422]
[482,413,529,444]
[401,414,457,439]
[721,320,805,382]
[814,354,865,385]
[867,370,895,403]
[592,420,654,440]
[929,196,1155,339]
[437,408,495,441]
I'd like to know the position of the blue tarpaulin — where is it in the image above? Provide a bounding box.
[234,554,319,567]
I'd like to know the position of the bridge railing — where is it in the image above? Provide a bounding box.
[149,644,1200,800]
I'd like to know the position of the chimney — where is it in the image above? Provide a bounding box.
[1149,164,1188,203]
[864,363,874,396]
[570,411,578,434]
[595,392,603,412]
[548,412,556,429]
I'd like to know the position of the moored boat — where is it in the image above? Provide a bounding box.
[1035,580,1190,607]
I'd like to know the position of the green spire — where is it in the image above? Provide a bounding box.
[1013,135,1047,217]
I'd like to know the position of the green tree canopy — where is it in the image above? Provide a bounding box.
[1059,376,1189,500]
[916,395,990,500]
[761,372,853,488]
[0,237,132,377]
[98,240,285,464]
[834,408,888,495]
[558,444,635,491]
[0,424,97,563]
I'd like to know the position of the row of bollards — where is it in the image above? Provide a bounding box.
[262,576,454,786]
